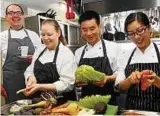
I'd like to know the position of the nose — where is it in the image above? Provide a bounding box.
[43,35,48,40]
[86,30,92,35]
[134,33,141,39]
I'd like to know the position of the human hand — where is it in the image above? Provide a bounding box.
[128,71,141,84]
[26,76,37,88]
[141,70,157,90]
[25,84,40,96]
[1,85,7,98]
[26,55,33,64]
[25,55,33,64]
[75,80,88,87]
[93,76,115,87]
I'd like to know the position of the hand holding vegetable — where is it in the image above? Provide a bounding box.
[93,76,116,87]
[25,84,41,96]
[26,76,37,88]
[141,70,157,90]
[128,71,141,84]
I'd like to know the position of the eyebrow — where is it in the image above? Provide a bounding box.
[127,26,144,32]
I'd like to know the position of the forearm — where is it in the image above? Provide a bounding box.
[119,77,132,90]
[109,75,116,81]
[39,84,57,93]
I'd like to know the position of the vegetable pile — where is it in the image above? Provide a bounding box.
[77,95,111,109]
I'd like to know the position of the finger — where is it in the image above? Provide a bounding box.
[131,73,136,84]
[26,81,32,88]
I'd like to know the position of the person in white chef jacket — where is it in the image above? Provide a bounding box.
[24,19,77,104]
[115,12,160,112]
[75,10,119,105]
[1,4,42,103]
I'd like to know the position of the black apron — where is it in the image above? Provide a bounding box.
[3,29,35,103]
[125,43,160,112]
[33,42,76,104]
[79,39,117,105]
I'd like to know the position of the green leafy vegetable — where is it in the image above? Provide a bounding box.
[75,65,105,82]
[104,104,118,115]
[77,95,111,109]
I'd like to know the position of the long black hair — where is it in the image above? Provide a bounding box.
[124,12,150,33]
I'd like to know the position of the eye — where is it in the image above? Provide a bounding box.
[41,33,45,36]
[48,33,53,36]
[16,11,22,15]
[127,32,134,37]
[137,28,144,34]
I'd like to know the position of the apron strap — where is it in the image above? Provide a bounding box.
[78,45,87,66]
[37,47,47,59]
[153,42,160,63]
[101,39,107,57]
[23,29,30,38]
[78,39,107,65]
[126,47,136,66]
[53,41,60,63]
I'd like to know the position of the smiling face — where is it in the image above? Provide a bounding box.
[127,20,151,51]
[80,19,101,46]
[41,23,60,50]
[6,4,24,30]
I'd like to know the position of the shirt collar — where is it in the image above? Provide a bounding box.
[135,42,154,54]
[86,39,101,49]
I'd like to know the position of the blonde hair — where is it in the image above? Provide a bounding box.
[42,19,67,45]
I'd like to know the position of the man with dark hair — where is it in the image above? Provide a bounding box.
[1,4,42,103]
[75,10,119,105]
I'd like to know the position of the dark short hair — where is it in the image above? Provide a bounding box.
[6,4,24,15]
[78,10,100,25]
[124,12,150,33]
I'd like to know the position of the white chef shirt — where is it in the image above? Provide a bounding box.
[24,43,77,94]
[75,39,120,76]
[115,42,160,85]
[0,28,43,66]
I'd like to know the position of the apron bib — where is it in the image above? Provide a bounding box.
[125,43,160,112]
[3,29,35,103]
[79,39,117,105]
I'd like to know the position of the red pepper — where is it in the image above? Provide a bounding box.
[141,70,151,91]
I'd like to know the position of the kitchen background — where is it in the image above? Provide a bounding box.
[1,0,160,52]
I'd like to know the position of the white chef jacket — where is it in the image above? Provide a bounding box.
[75,39,120,76]
[24,43,77,94]
[115,42,160,85]
[0,28,43,66]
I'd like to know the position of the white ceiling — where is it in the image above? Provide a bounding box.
[14,0,65,11]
